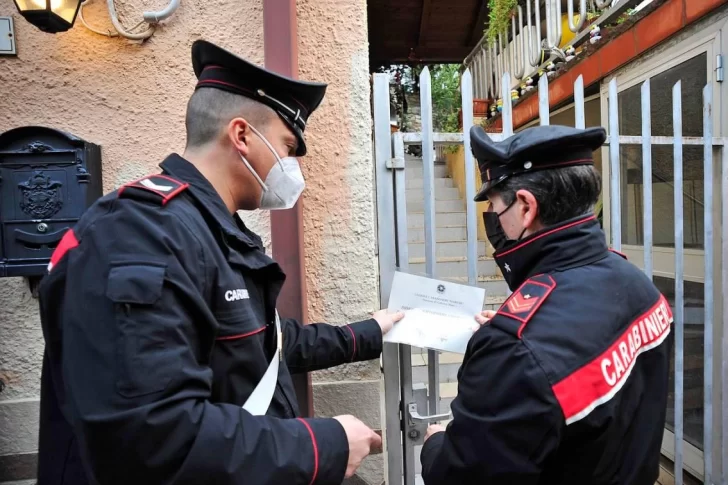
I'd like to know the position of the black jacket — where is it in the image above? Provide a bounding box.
[37,154,383,485]
[421,215,672,485]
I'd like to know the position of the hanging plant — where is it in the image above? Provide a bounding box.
[484,0,518,46]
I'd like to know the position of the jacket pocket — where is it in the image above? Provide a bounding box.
[107,262,178,398]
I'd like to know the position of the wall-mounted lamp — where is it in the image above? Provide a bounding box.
[12,0,81,33]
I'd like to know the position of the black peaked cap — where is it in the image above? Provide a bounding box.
[471,124,607,201]
[191,40,327,156]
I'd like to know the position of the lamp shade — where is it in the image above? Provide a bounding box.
[13,0,81,33]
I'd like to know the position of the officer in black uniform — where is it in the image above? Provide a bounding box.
[37,40,403,485]
[420,125,673,485]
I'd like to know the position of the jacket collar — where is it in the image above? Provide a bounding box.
[494,214,608,290]
[159,154,263,251]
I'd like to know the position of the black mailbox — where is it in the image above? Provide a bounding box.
[0,126,102,278]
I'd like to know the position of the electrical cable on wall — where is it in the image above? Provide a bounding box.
[78,0,180,41]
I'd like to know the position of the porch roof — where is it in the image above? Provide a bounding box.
[367,0,485,68]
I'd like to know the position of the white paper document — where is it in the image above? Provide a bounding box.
[384,272,486,354]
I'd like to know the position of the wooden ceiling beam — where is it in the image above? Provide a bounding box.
[370,45,473,63]
[418,0,433,46]
[468,0,489,46]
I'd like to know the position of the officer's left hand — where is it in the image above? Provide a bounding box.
[373,309,405,335]
[425,424,446,442]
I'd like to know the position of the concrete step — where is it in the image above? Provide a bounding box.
[408,211,466,227]
[406,177,454,189]
[406,164,449,179]
[405,186,461,202]
[407,225,468,242]
[408,256,498,279]
[406,198,464,213]
[408,240,487,259]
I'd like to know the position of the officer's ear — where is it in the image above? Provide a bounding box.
[228,117,253,157]
[515,189,540,230]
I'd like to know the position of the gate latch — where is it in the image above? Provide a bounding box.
[407,402,451,424]
[386,157,405,170]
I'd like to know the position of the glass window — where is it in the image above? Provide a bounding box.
[616,53,707,248]
[654,276,705,451]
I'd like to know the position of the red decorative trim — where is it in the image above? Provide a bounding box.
[297,418,320,485]
[346,325,357,362]
[48,229,79,272]
[118,174,188,204]
[497,215,596,257]
[551,294,673,425]
[215,326,266,341]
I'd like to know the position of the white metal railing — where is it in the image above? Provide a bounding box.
[465,0,648,101]
[374,65,727,485]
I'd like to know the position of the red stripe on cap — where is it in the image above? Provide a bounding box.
[551,294,672,425]
[48,229,79,272]
[297,418,320,485]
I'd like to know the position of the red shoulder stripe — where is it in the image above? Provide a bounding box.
[552,294,673,425]
[48,229,79,272]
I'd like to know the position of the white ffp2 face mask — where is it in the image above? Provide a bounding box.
[239,125,305,210]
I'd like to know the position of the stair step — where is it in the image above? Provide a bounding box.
[406,198,464,212]
[406,177,454,189]
[405,186,461,202]
[408,240,487,259]
[407,225,468,242]
[408,211,466,227]
[406,164,449,179]
[408,256,498,279]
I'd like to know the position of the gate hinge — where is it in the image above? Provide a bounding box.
[386,157,405,169]
[717,55,724,83]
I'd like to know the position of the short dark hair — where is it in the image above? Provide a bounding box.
[185,88,276,148]
[487,165,602,226]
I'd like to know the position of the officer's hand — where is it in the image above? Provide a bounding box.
[474,310,496,326]
[373,309,405,335]
[334,415,382,478]
[425,424,446,442]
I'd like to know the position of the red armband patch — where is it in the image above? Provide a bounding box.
[497,274,556,338]
[118,174,189,205]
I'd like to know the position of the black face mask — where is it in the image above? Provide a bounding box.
[482,201,526,252]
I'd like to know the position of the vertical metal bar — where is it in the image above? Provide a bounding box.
[481,49,490,101]
[527,0,542,68]
[641,80,653,280]
[502,72,514,137]
[484,46,492,100]
[608,78,621,251]
[721,144,728,485]
[672,80,684,485]
[567,0,587,33]
[539,74,550,126]
[400,344,415,485]
[394,133,410,274]
[419,67,440,419]
[701,83,714,485]
[373,74,402,485]
[574,75,585,129]
[462,70,478,286]
[473,55,481,99]
[513,8,525,80]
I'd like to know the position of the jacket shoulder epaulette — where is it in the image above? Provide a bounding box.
[496,273,556,338]
[118,174,189,205]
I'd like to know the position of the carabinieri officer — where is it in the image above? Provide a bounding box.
[421,125,673,485]
[37,40,402,485]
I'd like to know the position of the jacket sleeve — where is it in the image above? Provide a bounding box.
[420,322,563,485]
[282,318,383,373]
[51,201,349,485]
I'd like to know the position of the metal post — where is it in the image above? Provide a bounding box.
[574,75,585,129]
[373,73,402,485]
[419,67,440,421]
[462,69,478,286]
[608,79,621,251]
[641,80,653,279]
[502,72,514,137]
[721,144,728,485]
[701,83,714,485]
[539,75,550,126]
[672,80,684,485]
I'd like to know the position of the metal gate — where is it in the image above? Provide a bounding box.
[373,67,728,484]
